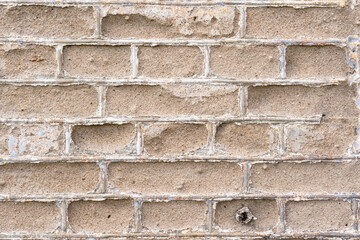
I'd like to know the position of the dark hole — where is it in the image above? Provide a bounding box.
[322,114,326,117]
[107,215,111,218]
[223,206,226,208]
[345,224,348,226]
[240,212,248,222]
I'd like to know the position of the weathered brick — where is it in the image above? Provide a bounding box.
[138,46,203,78]
[210,45,279,79]
[285,119,356,156]
[247,83,358,118]
[0,124,64,157]
[71,124,136,154]
[215,123,276,156]
[251,161,360,194]
[63,46,132,78]
[0,85,98,118]
[144,124,208,156]
[108,162,242,195]
[102,6,235,39]
[246,6,360,39]
[68,200,134,233]
[142,201,207,231]
[0,201,60,233]
[286,46,348,78]
[286,200,352,232]
[214,199,278,232]
[0,163,99,196]
[106,85,240,116]
[0,45,56,79]
[0,6,95,38]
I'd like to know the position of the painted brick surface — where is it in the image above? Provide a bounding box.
[0,0,360,239]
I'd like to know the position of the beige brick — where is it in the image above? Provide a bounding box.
[102,6,235,39]
[0,6,95,38]
[142,201,207,231]
[63,46,132,78]
[0,45,56,79]
[286,120,356,156]
[108,162,242,195]
[0,85,98,118]
[286,200,352,232]
[251,161,360,194]
[0,163,99,196]
[214,200,278,232]
[215,123,276,156]
[138,46,203,78]
[106,85,240,116]
[210,45,279,79]
[246,6,360,39]
[144,124,208,156]
[247,83,358,118]
[71,124,136,154]
[0,201,60,233]
[0,124,64,157]
[286,46,348,78]
[68,200,134,233]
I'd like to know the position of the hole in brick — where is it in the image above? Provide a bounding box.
[236,206,255,224]
[107,215,111,218]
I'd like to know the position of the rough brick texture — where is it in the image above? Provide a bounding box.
[1,0,360,239]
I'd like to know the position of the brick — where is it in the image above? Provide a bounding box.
[71,124,136,154]
[285,119,356,156]
[0,201,60,233]
[214,199,278,232]
[210,45,279,79]
[138,46,203,78]
[286,46,348,78]
[108,162,242,195]
[247,83,358,118]
[144,124,208,156]
[215,123,276,156]
[246,6,360,39]
[106,85,240,116]
[0,124,64,157]
[286,200,352,232]
[63,46,132,78]
[102,6,235,39]
[68,200,134,233]
[0,6,95,38]
[142,201,207,231]
[0,163,99,196]
[0,85,98,118]
[0,45,56,79]
[250,161,360,194]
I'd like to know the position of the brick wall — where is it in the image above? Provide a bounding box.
[0,0,359,239]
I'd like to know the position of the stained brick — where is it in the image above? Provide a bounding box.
[106,85,240,117]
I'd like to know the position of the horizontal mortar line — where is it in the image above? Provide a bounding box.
[0,115,323,124]
[0,77,345,86]
[0,155,356,164]
[0,193,359,202]
[0,0,345,6]
[0,232,358,239]
[0,37,347,46]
